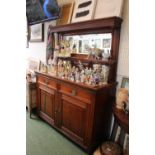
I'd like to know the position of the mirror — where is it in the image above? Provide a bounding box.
[64,33,112,54]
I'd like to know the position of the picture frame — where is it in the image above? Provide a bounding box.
[94,0,124,19]
[57,2,74,26]
[94,39,101,48]
[71,0,97,23]
[29,23,44,42]
[27,58,40,72]
[82,40,89,53]
[121,77,129,89]
[103,38,111,48]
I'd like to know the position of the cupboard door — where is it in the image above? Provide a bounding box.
[40,89,46,113]
[38,87,55,124]
[45,91,55,119]
[60,94,88,143]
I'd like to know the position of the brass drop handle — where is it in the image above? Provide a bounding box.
[71,90,77,96]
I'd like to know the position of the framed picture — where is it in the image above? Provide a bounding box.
[71,0,97,23]
[94,39,101,48]
[103,38,111,48]
[29,23,44,42]
[121,77,129,89]
[94,0,124,19]
[26,58,40,75]
[57,2,74,26]
[82,40,89,53]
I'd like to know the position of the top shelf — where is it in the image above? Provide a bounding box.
[58,56,116,65]
[50,17,123,34]
[58,53,116,65]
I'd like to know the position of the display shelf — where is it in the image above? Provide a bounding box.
[57,56,116,65]
[50,17,122,33]
[36,71,116,91]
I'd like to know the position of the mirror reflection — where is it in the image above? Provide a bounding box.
[64,33,112,54]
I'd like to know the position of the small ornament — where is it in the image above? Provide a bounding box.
[80,70,85,83]
[116,88,129,110]
[101,65,110,84]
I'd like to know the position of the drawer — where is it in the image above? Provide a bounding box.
[37,76,57,89]
[59,83,92,104]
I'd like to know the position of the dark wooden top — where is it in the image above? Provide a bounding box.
[50,17,123,34]
[113,107,129,134]
[35,71,116,91]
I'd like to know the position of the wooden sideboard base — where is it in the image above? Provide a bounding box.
[36,72,115,153]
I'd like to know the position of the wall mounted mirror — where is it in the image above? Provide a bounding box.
[64,33,112,54]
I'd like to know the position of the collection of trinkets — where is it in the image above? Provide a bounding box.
[56,60,110,86]
[44,35,111,86]
[41,58,110,86]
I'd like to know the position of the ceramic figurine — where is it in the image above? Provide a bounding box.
[58,59,63,67]
[75,70,80,83]
[85,75,90,84]
[87,74,92,85]
[70,73,75,82]
[78,61,84,71]
[93,64,101,72]
[48,55,53,65]
[85,67,89,75]
[90,74,94,85]
[65,61,70,72]
[52,48,59,65]
[72,44,77,53]
[64,70,68,79]
[116,88,129,110]
[101,65,110,83]
[87,68,92,75]
[93,73,100,85]
[80,70,85,83]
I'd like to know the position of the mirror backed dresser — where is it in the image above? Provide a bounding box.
[35,17,122,154]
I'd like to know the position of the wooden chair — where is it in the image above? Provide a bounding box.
[26,58,39,118]
[26,74,37,118]
[93,107,129,155]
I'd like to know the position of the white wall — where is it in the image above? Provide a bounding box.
[26,0,129,86]
[26,21,56,62]
[117,0,129,87]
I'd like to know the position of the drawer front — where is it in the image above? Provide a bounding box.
[37,76,57,89]
[59,83,92,104]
